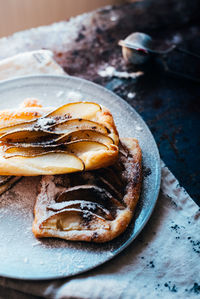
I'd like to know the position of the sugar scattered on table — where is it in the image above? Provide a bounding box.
[127,92,136,99]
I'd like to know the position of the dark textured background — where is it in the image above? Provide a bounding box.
[0,0,199,204]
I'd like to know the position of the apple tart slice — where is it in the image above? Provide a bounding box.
[32,138,142,242]
[0,100,119,175]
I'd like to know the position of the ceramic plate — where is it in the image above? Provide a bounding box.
[0,75,161,280]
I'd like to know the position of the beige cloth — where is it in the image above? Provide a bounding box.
[0,51,199,299]
[0,50,65,80]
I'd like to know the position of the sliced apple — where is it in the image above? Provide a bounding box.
[40,209,110,231]
[0,129,59,144]
[47,118,109,135]
[3,139,108,158]
[0,152,84,175]
[47,200,114,220]
[97,174,123,201]
[56,185,124,209]
[0,116,59,136]
[98,167,124,192]
[4,141,107,158]
[64,140,108,156]
[0,102,101,135]
[3,146,60,158]
[0,120,35,136]
[40,210,83,231]
[46,102,101,120]
[56,130,114,146]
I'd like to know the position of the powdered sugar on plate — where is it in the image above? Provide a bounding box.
[0,177,39,220]
[0,74,160,279]
[0,175,119,279]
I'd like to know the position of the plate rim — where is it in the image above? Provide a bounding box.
[0,74,161,280]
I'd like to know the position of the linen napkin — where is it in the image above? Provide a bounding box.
[0,51,199,299]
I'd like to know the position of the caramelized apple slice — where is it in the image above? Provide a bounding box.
[48,118,109,135]
[0,102,101,135]
[97,173,123,201]
[3,139,108,157]
[3,139,109,159]
[65,140,108,156]
[0,152,84,175]
[0,117,57,136]
[56,130,114,145]
[3,146,61,158]
[0,120,36,136]
[56,185,125,209]
[47,102,101,119]
[40,209,110,231]
[47,200,114,220]
[0,130,59,144]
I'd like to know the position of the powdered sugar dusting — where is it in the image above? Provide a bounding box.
[0,74,160,279]
[0,175,117,279]
[0,177,39,222]
[34,117,56,130]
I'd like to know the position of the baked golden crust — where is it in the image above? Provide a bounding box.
[0,98,50,127]
[32,138,142,242]
[93,106,119,145]
[0,100,119,175]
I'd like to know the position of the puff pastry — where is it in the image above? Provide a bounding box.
[32,138,142,242]
[0,99,119,175]
[0,99,43,193]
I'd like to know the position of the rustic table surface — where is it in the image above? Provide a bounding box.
[0,0,199,205]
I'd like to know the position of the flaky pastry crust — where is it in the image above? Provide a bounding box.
[32,138,142,242]
[0,99,119,175]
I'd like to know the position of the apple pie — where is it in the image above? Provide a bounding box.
[32,138,142,242]
[0,99,119,175]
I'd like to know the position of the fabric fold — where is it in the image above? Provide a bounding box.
[0,51,199,299]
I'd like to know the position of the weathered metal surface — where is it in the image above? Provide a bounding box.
[0,0,199,203]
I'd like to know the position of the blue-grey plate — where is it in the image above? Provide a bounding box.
[0,75,161,280]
